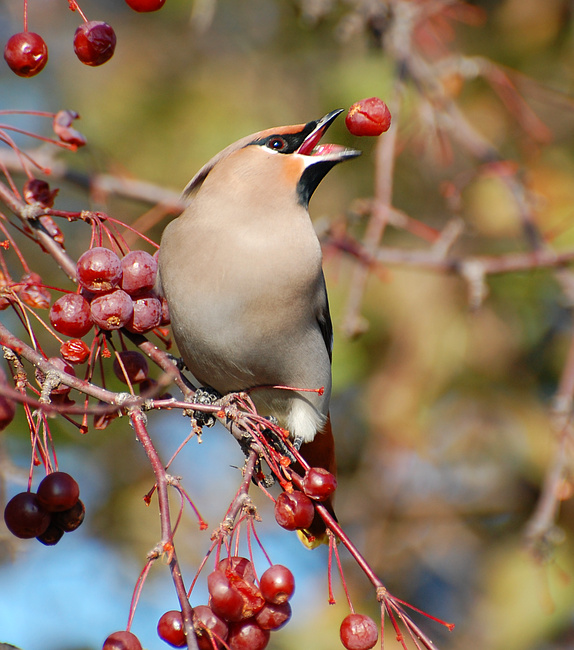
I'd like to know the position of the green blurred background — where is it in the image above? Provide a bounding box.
[1,1,574,649]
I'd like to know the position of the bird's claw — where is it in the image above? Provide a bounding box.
[192,387,221,428]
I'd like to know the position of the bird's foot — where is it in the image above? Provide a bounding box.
[192,387,221,428]
[261,417,297,463]
[292,435,303,451]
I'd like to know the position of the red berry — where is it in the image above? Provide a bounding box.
[73,21,116,67]
[125,294,161,333]
[36,520,65,546]
[4,32,48,77]
[193,605,228,650]
[77,247,123,293]
[160,296,171,325]
[103,630,142,650]
[50,293,93,338]
[121,250,158,295]
[4,491,50,538]
[207,570,245,622]
[254,601,291,631]
[274,491,314,531]
[90,289,133,330]
[113,351,149,384]
[340,614,378,650]
[217,557,256,584]
[259,565,294,604]
[345,98,391,137]
[60,339,91,364]
[215,558,265,620]
[157,610,186,647]
[37,471,80,512]
[227,620,269,650]
[52,498,85,532]
[302,467,337,501]
[125,0,166,11]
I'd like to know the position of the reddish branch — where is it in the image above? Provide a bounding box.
[129,409,199,650]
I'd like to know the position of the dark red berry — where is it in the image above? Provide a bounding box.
[4,32,48,77]
[4,491,50,538]
[217,557,256,584]
[53,110,87,147]
[60,339,91,364]
[77,247,122,293]
[0,394,16,432]
[254,601,291,631]
[231,578,265,620]
[346,98,391,137]
[125,295,161,333]
[37,471,80,512]
[103,630,142,650]
[125,0,166,11]
[113,351,149,384]
[215,558,265,620]
[193,605,228,650]
[302,467,337,501]
[23,179,58,207]
[207,570,244,622]
[73,21,116,67]
[52,498,85,532]
[259,565,294,604]
[36,520,65,546]
[0,369,16,432]
[227,620,269,650]
[157,610,186,647]
[340,613,378,650]
[50,293,93,338]
[19,272,51,309]
[90,289,133,330]
[121,250,158,295]
[94,400,120,430]
[274,491,314,531]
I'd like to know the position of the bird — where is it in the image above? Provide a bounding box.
[158,109,360,545]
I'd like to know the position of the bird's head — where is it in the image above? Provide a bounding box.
[183,109,361,207]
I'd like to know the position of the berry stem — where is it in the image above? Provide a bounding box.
[126,558,154,631]
[247,517,273,567]
[332,535,353,611]
[68,0,88,22]
[327,535,336,605]
[23,0,28,32]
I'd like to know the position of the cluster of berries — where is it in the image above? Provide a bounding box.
[3,472,84,546]
[103,559,295,650]
[3,0,166,77]
[49,247,168,365]
[274,466,337,533]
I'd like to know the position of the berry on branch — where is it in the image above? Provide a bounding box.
[4,32,48,77]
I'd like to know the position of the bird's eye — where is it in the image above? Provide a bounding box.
[267,137,287,151]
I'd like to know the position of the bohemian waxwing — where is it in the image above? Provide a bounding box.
[158,110,360,544]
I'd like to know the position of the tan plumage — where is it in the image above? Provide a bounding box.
[158,110,360,542]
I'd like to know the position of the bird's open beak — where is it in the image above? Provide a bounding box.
[297,110,361,162]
